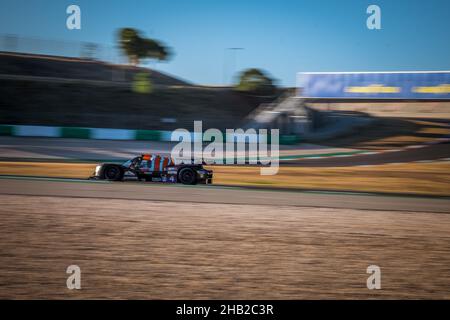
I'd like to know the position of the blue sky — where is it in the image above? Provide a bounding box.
[1,0,449,86]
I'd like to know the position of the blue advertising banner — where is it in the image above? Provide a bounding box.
[297,71,450,100]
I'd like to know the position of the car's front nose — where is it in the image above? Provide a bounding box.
[89,164,104,179]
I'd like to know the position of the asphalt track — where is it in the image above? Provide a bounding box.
[287,142,450,167]
[0,136,449,166]
[0,177,449,213]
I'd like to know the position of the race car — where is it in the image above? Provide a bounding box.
[91,154,213,185]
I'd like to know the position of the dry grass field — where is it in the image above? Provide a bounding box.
[0,194,449,299]
[0,161,449,196]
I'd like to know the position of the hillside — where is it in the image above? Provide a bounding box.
[0,52,190,86]
[0,52,277,131]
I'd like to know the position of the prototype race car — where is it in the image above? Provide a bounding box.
[91,154,213,185]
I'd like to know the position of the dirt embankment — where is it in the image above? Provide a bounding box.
[0,52,275,131]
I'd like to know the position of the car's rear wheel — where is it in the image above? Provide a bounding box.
[178,168,197,185]
[103,165,123,181]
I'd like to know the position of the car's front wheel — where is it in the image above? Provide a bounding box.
[103,165,124,181]
[178,168,197,185]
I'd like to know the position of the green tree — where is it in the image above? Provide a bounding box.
[118,28,171,65]
[235,68,276,95]
[132,72,153,94]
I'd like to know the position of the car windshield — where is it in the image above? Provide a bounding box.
[122,157,140,168]
[122,159,132,167]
